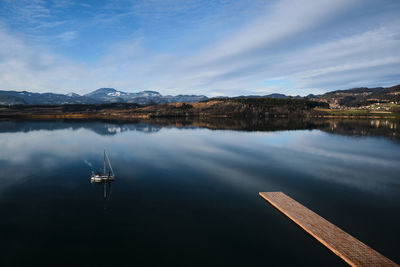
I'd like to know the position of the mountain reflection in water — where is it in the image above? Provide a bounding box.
[0,118,398,140]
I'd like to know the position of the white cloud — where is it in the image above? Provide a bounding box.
[102,0,399,95]
[58,30,77,41]
[0,0,399,95]
[0,26,86,92]
[187,0,359,67]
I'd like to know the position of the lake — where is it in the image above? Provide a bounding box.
[0,119,399,266]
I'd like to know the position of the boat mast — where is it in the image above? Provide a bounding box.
[105,151,115,177]
[104,149,106,175]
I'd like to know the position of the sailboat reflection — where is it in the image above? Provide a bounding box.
[103,181,113,202]
[91,180,113,210]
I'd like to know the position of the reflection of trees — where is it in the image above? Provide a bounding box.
[143,117,328,132]
[0,120,162,135]
[319,119,399,141]
[0,118,398,141]
[142,117,400,141]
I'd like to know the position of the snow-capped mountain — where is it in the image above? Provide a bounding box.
[83,88,163,103]
[83,88,207,104]
[0,90,97,105]
[66,92,81,97]
[0,88,208,105]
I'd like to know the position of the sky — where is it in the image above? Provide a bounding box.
[0,0,399,96]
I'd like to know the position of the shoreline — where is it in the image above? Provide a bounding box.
[0,113,397,120]
[1,98,398,121]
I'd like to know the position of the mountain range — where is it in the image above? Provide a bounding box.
[0,84,399,106]
[0,88,208,106]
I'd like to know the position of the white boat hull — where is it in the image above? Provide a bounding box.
[91,175,115,183]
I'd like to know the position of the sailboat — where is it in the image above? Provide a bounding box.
[91,150,115,183]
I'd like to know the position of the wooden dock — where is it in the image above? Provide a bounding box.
[259,192,398,267]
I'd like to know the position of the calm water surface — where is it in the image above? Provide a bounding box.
[0,120,399,266]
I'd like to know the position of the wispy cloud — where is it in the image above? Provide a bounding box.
[0,26,85,92]
[1,0,51,26]
[95,0,399,95]
[58,30,77,42]
[0,0,399,95]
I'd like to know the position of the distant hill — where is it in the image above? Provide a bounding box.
[0,84,398,107]
[0,94,27,105]
[324,87,385,95]
[0,88,208,106]
[234,93,291,99]
[315,84,400,107]
[0,90,97,105]
[231,85,399,107]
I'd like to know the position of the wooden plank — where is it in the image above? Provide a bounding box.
[259,192,398,267]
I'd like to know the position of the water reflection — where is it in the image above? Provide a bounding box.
[0,119,398,195]
[0,119,399,266]
[0,118,398,140]
[323,119,399,140]
[0,120,162,135]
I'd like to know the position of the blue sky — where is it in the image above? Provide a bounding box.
[0,0,399,96]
